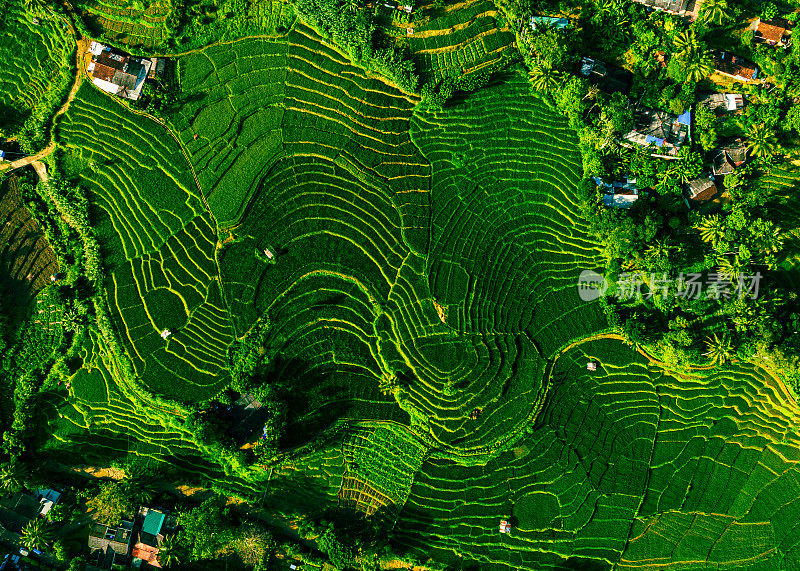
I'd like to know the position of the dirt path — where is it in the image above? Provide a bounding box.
[0,19,85,175]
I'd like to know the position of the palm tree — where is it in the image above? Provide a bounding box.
[21,518,53,552]
[0,461,25,494]
[700,0,730,25]
[746,123,779,160]
[158,535,181,567]
[685,52,714,82]
[582,84,600,101]
[672,30,699,59]
[704,333,734,365]
[696,215,726,245]
[343,0,360,13]
[717,253,747,282]
[528,64,563,92]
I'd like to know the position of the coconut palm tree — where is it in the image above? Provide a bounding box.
[704,333,734,364]
[528,64,563,92]
[685,52,714,82]
[717,253,747,282]
[343,0,360,13]
[700,0,730,25]
[158,535,181,567]
[696,215,726,245]
[0,461,25,494]
[21,518,53,552]
[672,30,699,59]
[746,123,779,160]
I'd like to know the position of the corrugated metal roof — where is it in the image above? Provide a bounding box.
[143,511,165,536]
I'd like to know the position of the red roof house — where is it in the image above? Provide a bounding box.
[131,542,161,568]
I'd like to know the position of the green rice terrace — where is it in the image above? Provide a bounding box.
[3,0,800,568]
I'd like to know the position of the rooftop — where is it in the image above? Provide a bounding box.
[131,542,161,568]
[529,16,569,30]
[712,52,759,81]
[756,20,787,44]
[579,57,632,94]
[685,176,717,202]
[699,92,744,112]
[712,143,748,176]
[142,510,165,537]
[622,105,689,156]
[631,0,690,14]
[88,521,133,555]
[87,42,151,101]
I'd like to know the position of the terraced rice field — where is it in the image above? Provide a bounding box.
[0,177,59,306]
[393,339,800,569]
[0,0,73,132]
[405,0,516,82]
[51,17,800,570]
[57,83,232,401]
[78,0,171,50]
[168,25,602,454]
[43,331,261,497]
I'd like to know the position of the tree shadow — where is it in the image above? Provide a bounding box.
[248,355,355,450]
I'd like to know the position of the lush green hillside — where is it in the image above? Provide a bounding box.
[57,83,232,401]
[393,338,800,570]
[405,0,516,82]
[39,9,800,571]
[0,0,73,148]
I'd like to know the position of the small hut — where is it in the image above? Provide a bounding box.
[499,519,511,534]
[586,361,597,371]
[160,329,172,340]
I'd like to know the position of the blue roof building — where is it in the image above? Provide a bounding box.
[529,16,569,31]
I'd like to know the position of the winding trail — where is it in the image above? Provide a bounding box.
[0,9,85,176]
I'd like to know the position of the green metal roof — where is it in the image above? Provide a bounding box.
[142,511,165,536]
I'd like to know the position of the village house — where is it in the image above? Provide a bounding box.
[36,489,61,517]
[0,488,61,535]
[712,51,759,82]
[685,175,718,203]
[593,175,639,208]
[131,507,175,569]
[529,16,569,31]
[753,19,788,47]
[712,141,748,177]
[698,92,744,112]
[87,42,152,101]
[622,105,691,158]
[631,0,689,16]
[0,493,41,533]
[579,57,632,94]
[147,57,166,81]
[87,520,134,569]
[230,391,272,444]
